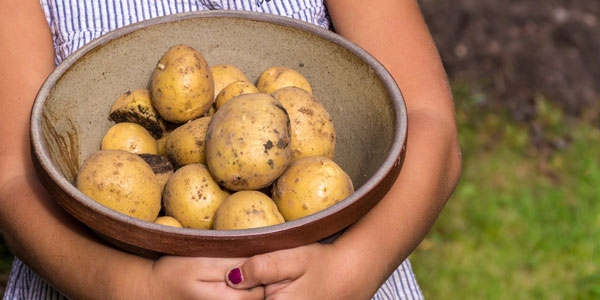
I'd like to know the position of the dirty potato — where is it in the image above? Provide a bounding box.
[165,116,211,168]
[272,156,354,221]
[213,190,285,230]
[214,80,259,110]
[137,153,174,192]
[210,64,251,99]
[151,44,214,123]
[153,216,183,228]
[109,89,165,139]
[256,66,313,95]
[271,86,336,161]
[162,163,230,230]
[205,93,292,191]
[76,150,162,222]
[156,130,170,157]
[101,122,159,155]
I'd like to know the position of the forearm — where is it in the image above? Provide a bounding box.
[0,1,152,298]
[334,111,461,279]
[0,172,152,300]
[326,0,462,289]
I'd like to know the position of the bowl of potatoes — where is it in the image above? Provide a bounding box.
[30,10,407,258]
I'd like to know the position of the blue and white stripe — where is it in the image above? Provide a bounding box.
[373,260,424,300]
[40,0,330,65]
[4,258,68,300]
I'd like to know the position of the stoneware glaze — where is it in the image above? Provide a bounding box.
[30,11,407,258]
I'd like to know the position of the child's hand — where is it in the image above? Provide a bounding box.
[141,255,265,299]
[225,243,381,300]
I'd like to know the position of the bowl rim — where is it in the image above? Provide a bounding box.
[30,10,407,242]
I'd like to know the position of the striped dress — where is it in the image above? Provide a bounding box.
[3,1,424,299]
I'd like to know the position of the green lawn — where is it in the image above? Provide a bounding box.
[410,83,600,299]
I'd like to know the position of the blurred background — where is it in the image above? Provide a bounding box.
[411,0,599,299]
[1,1,598,298]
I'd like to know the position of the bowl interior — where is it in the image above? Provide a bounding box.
[31,11,406,257]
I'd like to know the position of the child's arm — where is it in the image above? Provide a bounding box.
[326,0,462,263]
[0,2,263,299]
[226,0,462,298]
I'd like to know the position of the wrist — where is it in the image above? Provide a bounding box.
[101,250,155,300]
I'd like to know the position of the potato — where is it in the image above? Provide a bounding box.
[257,66,313,95]
[162,163,230,230]
[165,116,211,168]
[151,44,214,123]
[109,89,165,139]
[271,86,336,161]
[272,156,354,221]
[101,122,159,155]
[156,130,170,157]
[210,64,251,99]
[213,190,285,230]
[214,80,259,110]
[203,104,216,117]
[153,216,183,228]
[76,150,162,222]
[137,153,174,192]
[205,93,292,191]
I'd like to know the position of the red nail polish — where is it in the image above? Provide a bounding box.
[228,267,243,285]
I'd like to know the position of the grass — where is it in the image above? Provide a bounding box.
[1,82,598,298]
[410,82,600,299]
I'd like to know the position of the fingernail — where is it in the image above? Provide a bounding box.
[228,267,243,285]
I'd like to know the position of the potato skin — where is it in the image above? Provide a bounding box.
[165,116,211,168]
[257,66,313,95]
[210,64,251,99]
[272,156,354,221]
[109,89,165,139]
[271,86,336,161]
[214,80,259,109]
[151,44,214,123]
[213,190,285,230]
[137,153,174,193]
[154,216,183,228]
[101,122,159,155]
[162,163,230,230]
[76,150,162,222]
[156,130,170,157]
[205,93,292,191]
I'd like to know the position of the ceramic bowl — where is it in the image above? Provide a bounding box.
[30,11,406,258]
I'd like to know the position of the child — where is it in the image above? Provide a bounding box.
[0,0,461,299]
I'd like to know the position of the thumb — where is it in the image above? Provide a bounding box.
[225,250,304,289]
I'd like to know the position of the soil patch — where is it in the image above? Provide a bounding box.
[420,0,600,124]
